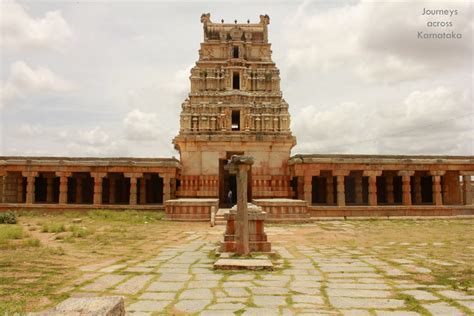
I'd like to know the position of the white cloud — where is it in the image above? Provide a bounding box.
[123,109,160,141]
[283,0,472,84]
[76,126,110,146]
[1,61,74,107]
[293,86,473,155]
[18,124,44,136]
[0,0,72,52]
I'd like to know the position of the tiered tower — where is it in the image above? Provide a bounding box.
[173,13,296,205]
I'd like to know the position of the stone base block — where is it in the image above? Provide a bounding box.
[164,198,218,221]
[214,258,273,271]
[220,240,272,253]
[309,205,474,218]
[32,296,124,316]
[219,204,271,253]
[253,198,310,222]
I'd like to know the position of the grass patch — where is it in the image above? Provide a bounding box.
[23,238,41,247]
[87,210,164,223]
[434,267,473,291]
[68,225,94,238]
[0,225,24,242]
[41,222,66,233]
[396,293,430,315]
[207,249,220,260]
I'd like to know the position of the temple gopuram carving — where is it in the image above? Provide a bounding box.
[0,14,473,219]
[173,13,295,205]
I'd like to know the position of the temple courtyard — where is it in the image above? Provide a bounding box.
[0,211,472,315]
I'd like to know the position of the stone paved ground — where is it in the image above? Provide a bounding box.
[71,221,474,315]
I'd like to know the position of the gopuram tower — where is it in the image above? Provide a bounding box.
[173,13,296,206]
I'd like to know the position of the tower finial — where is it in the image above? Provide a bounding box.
[259,14,270,25]
[200,13,211,24]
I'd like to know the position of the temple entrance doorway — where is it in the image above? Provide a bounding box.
[219,152,251,207]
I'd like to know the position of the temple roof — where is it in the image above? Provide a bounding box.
[0,156,180,167]
[201,13,270,42]
[290,154,474,165]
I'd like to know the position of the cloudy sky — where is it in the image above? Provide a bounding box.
[0,0,472,158]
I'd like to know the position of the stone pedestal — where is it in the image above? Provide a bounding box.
[34,296,124,316]
[164,198,218,221]
[220,203,271,253]
[253,198,309,222]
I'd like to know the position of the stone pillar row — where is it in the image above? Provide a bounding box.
[299,169,470,207]
[9,171,175,206]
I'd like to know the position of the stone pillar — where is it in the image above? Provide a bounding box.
[433,176,442,206]
[22,171,38,205]
[0,172,6,204]
[332,170,350,207]
[46,175,54,203]
[398,171,414,206]
[129,177,138,205]
[363,171,382,206]
[17,174,24,203]
[303,172,314,205]
[461,173,473,205]
[56,172,71,205]
[413,175,422,204]
[326,175,334,205]
[336,176,345,206]
[226,155,254,256]
[429,171,445,206]
[139,177,146,204]
[124,173,143,205]
[296,177,304,200]
[162,174,171,202]
[75,177,83,204]
[368,176,377,206]
[386,175,394,204]
[354,174,363,205]
[91,172,106,205]
[109,177,116,204]
[300,170,320,205]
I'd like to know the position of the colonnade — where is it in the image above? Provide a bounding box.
[1,171,174,206]
[298,170,472,207]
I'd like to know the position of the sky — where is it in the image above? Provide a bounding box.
[0,0,472,158]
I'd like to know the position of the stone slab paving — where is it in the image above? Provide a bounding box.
[70,223,474,315]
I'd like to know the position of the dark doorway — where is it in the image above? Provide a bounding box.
[376,176,387,204]
[291,177,298,199]
[421,176,433,204]
[232,110,240,131]
[34,174,47,203]
[312,176,327,204]
[146,174,163,204]
[233,72,240,90]
[393,176,402,204]
[219,152,251,208]
[219,159,237,208]
[233,46,239,58]
[344,176,356,204]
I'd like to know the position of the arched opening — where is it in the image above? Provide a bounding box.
[232,72,240,90]
[233,46,239,58]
